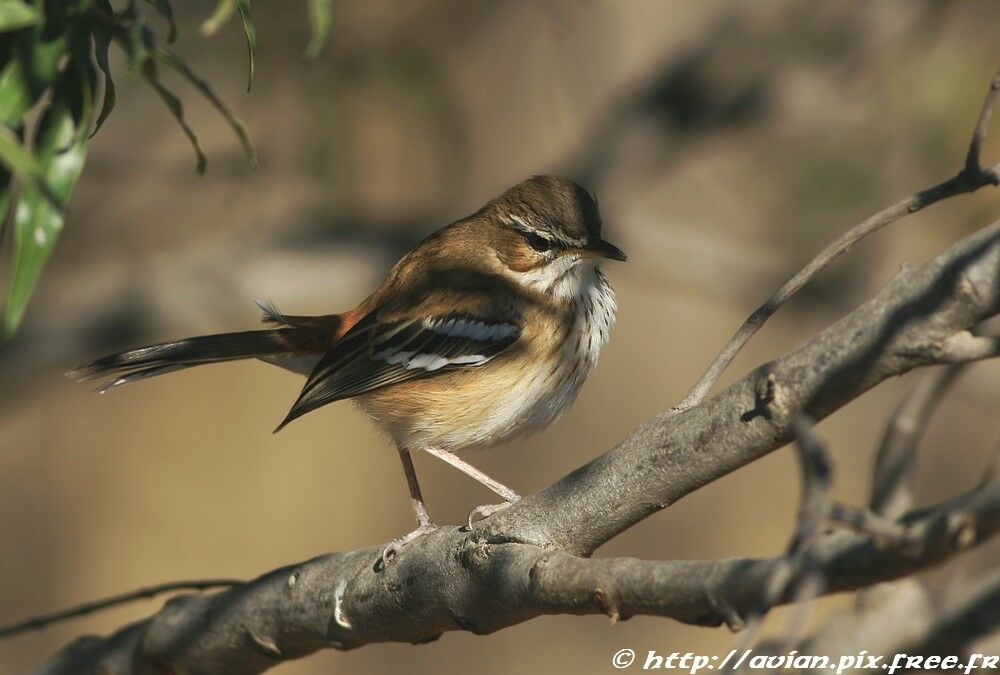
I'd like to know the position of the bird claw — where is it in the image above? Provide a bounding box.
[375,524,437,570]
[467,498,518,529]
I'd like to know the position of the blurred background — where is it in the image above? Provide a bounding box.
[2,1,1000,672]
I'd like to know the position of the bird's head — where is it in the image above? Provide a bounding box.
[481,176,627,297]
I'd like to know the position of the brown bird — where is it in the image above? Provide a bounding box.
[70,176,626,562]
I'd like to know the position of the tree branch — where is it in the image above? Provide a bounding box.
[673,64,1000,412]
[871,365,965,518]
[30,212,1000,672]
[0,581,242,640]
[732,415,833,649]
[35,482,1000,674]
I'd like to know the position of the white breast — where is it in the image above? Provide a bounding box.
[546,264,616,415]
[483,262,617,444]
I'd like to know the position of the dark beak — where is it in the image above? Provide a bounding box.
[582,238,628,262]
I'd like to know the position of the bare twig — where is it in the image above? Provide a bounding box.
[871,365,965,518]
[0,579,241,639]
[907,573,1000,655]
[803,569,1000,665]
[827,502,912,545]
[735,416,832,649]
[965,67,1000,176]
[737,417,919,656]
[787,417,833,554]
[674,65,1000,412]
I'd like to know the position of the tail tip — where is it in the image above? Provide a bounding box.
[273,415,293,434]
[273,404,309,433]
[96,378,126,394]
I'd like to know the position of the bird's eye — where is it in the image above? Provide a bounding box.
[525,232,553,253]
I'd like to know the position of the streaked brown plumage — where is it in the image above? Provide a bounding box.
[70,175,626,563]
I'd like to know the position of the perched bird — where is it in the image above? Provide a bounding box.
[69,176,626,562]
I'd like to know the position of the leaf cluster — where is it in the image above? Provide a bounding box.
[0,0,332,337]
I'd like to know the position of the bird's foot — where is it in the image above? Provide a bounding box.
[376,523,437,570]
[467,496,520,529]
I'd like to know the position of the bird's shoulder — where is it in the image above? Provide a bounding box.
[363,229,520,327]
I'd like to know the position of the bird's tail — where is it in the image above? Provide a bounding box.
[68,299,347,393]
[67,327,327,393]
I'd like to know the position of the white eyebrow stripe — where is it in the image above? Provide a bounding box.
[506,213,587,248]
[508,214,547,237]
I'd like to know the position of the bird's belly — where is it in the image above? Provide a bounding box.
[356,352,591,451]
[465,355,591,445]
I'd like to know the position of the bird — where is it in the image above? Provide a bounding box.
[69,175,626,563]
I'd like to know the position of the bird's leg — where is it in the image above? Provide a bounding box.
[378,446,437,568]
[420,446,521,527]
[422,447,520,500]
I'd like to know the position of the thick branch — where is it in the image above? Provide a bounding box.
[33,217,1000,673]
[36,483,999,674]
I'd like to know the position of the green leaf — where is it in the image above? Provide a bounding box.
[0,1,40,33]
[0,167,10,245]
[0,125,44,181]
[200,0,235,37]
[125,0,153,75]
[0,63,30,233]
[68,22,98,144]
[237,0,255,91]
[305,0,332,59]
[199,0,255,91]
[0,27,77,211]
[3,84,89,336]
[90,21,116,136]
[0,136,14,238]
[0,32,68,127]
[144,0,177,43]
[140,59,206,174]
[0,123,61,207]
[153,47,257,169]
[0,59,28,129]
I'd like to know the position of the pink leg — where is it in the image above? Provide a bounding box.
[421,446,520,503]
[397,446,435,528]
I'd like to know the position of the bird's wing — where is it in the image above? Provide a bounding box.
[276,310,521,429]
